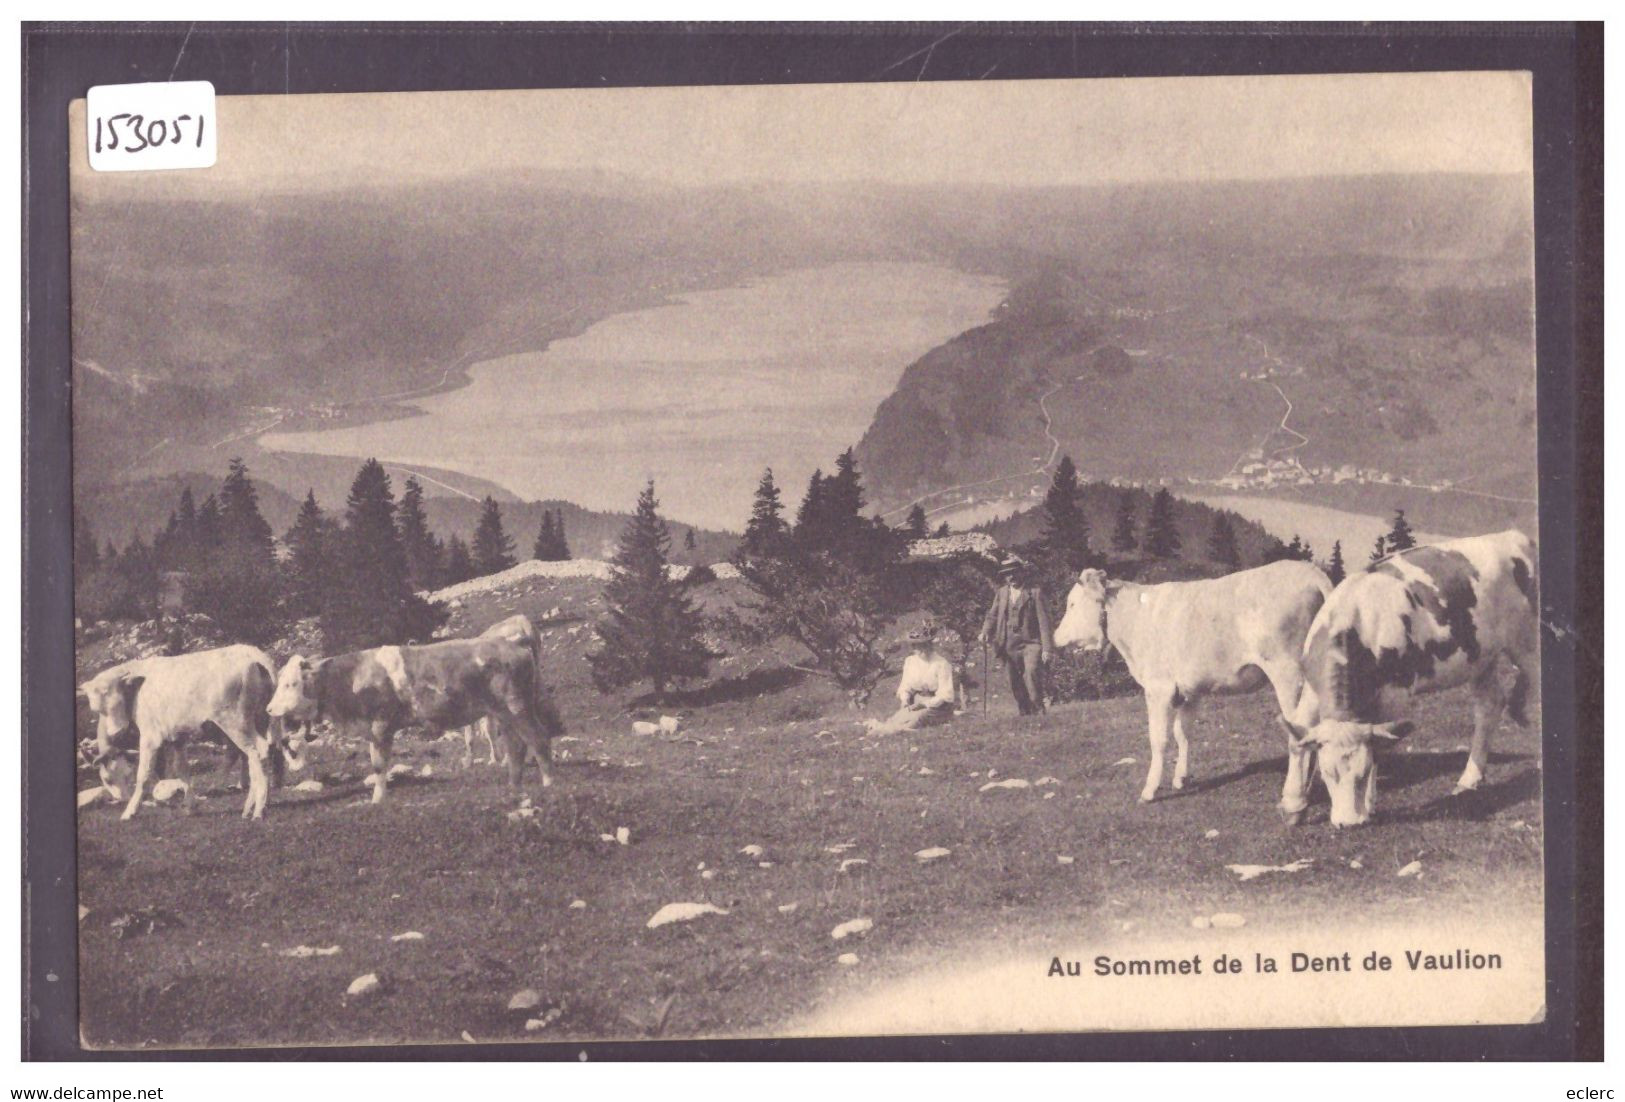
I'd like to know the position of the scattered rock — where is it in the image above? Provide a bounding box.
[979,778,1031,792]
[507,988,543,1012]
[914,847,951,862]
[615,827,630,846]
[280,944,341,958]
[419,764,434,778]
[293,779,325,793]
[777,903,799,914]
[507,807,538,822]
[1191,915,1211,929]
[1057,855,1074,866]
[568,900,586,910]
[701,870,717,880]
[152,779,189,803]
[390,931,425,942]
[1112,757,1137,767]
[109,907,182,939]
[1397,860,1423,878]
[524,1009,563,1032]
[646,902,729,929]
[78,905,90,922]
[345,973,383,1002]
[823,842,856,854]
[740,844,764,857]
[838,858,868,873]
[1203,829,1220,839]
[461,1030,477,1043]
[837,953,860,966]
[658,715,682,734]
[632,721,659,736]
[1035,776,1061,787]
[77,787,108,809]
[918,766,935,775]
[1226,859,1313,881]
[830,918,873,940]
[1349,859,1364,870]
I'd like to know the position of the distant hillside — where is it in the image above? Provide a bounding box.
[855,173,1535,516]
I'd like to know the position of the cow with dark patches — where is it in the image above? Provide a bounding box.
[1280,529,1538,828]
[268,635,564,805]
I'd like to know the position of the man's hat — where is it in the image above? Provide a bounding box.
[905,626,933,644]
[998,555,1025,577]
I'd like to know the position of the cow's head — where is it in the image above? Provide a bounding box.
[77,667,144,798]
[267,655,320,723]
[1052,568,1110,651]
[1282,716,1414,827]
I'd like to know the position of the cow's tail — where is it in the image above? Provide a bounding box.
[1507,669,1531,727]
[524,630,564,741]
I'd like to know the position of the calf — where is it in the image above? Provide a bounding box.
[268,634,561,805]
[78,644,281,820]
[1053,560,1332,804]
[1281,530,1538,827]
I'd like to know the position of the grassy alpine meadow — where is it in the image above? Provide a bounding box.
[75,603,1544,1048]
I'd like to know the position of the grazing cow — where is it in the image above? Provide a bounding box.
[1280,530,1538,828]
[77,644,282,820]
[455,615,542,768]
[1052,561,1333,804]
[268,634,562,804]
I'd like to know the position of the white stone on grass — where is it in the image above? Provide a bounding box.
[979,778,1030,792]
[914,847,951,862]
[830,918,873,940]
[280,944,341,958]
[646,902,729,929]
[1225,859,1313,882]
[345,973,382,1001]
[1397,860,1423,878]
[390,931,425,942]
[293,779,325,793]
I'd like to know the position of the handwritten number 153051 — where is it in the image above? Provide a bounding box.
[94,113,206,155]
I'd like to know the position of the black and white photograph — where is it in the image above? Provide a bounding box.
[58,60,1564,1050]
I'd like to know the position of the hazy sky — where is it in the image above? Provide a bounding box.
[71,70,1531,195]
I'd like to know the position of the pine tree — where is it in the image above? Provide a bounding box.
[552,509,571,561]
[1144,488,1182,558]
[742,468,789,558]
[827,449,866,530]
[1369,533,1388,564]
[1386,509,1417,553]
[905,504,929,540]
[684,528,698,553]
[218,457,273,560]
[1327,540,1346,586]
[471,496,517,576]
[195,494,223,552]
[533,510,557,561]
[443,535,476,585]
[1041,455,1091,570]
[587,481,713,698]
[323,459,437,648]
[396,477,442,590]
[284,490,333,617]
[1111,491,1138,554]
[934,521,951,537]
[793,469,828,547]
[1207,513,1241,570]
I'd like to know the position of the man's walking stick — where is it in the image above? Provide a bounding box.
[982,639,990,715]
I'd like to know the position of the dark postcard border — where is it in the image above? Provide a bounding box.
[22,22,1601,1062]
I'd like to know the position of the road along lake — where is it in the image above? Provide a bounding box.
[261,262,1005,530]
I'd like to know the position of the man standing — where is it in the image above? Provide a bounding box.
[865,627,958,735]
[979,556,1054,716]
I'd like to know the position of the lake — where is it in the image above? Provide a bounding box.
[1188,493,1447,559]
[262,262,1005,531]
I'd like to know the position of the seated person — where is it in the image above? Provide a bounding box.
[865,627,958,735]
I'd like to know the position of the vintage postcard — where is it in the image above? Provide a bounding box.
[68,71,1544,1048]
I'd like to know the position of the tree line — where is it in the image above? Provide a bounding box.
[75,457,571,650]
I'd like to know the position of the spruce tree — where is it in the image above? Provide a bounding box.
[934,521,951,537]
[1207,513,1241,570]
[195,494,223,552]
[905,504,929,540]
[533,510,557,561]
[396,477,442,590]
[1111,491,1139,554]
[1369,533,1388,564]
[471,496,517,576]
[1327,540,1346,586]
[742,468,789,558]
[793,469,828,548]
[684,528,698,553]
[1386,509,1417,553]
[587,481,713,698]
[444,535,475,585]
[324,459,435,648]
[552,509,571,561]
[1143,488,1182,558]
[1041,455,1090,570]
[218,457,273,559]
[285,490,333,617]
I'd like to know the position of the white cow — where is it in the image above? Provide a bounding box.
[78,644,282,820]
[1053,561,1333,804]
[1281,531,1538,827]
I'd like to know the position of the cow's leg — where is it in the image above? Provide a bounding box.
[174,735,196,815]
[367,725,395,804]
[1457,663,1505,794]
[1170,701,1193,790]
[120,742,158,821]
[1140,687,1175,803]
[484,717,504,766]
[1279,729,1316,826]
[460,726,474,770]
